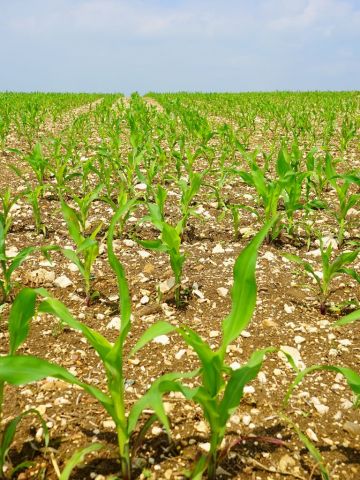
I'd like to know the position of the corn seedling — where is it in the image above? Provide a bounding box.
[284,240,360,314]
[133,221,275,478]
[0,289,49,478]
[61,200,103,304]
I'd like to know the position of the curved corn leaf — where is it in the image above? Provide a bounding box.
[221,220,274,350]
[59,443,103,480]
[334,309,360,327]
[0,355,114,415]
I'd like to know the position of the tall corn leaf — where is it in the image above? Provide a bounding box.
[221,220,273,351]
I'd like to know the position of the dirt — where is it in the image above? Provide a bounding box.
[0,94,359,480]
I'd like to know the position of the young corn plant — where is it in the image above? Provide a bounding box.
[327,172,360,247]
[61,200,102,305]
[0,209,191,480]
[284,240,360,314]
[176,171,203,236]
[132,221,276,478]
[68,183,103,233]
[0,215,35,304]
[136,212,185,307]
[0,188,21,236]
[0,289,49,478]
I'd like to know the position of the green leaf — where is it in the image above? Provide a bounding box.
[0,355,114,415]
[107,203,135,344]
[8,246,35,277]
[0,408,49,474]
[334,309,360,327]
[59,443,103,480]
[219,348,274,430]
[38,298,112,361]
[130,321,176,356]
[284,365,360,406]
[9,288,37,355]
[221,220,274,350]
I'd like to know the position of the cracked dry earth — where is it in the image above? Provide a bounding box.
[0,94,359,480]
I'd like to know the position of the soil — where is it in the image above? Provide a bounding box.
[0,94,359,480]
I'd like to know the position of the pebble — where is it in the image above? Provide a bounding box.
[151,426,163,436]
[5,246,19,258]
[140,295,149,305]
[54,275,73,288]
[279,454,296,471]
[199,442,211,452]
[230,361,241,370]
[241,330,251,338]
[175,349,186,360]
[306,428,318,442]
[102,420,116,429]
[258,372,267,384]
[123,239,135,247]
[262,251,276,261]
[212,244,224,254]
[284,303,295,314]
[195,421,208,434]
[153,335,170,345]
[138,250,151,259]
[210,330,220,338]
[294,335,306,345]
[244,385,255,394]
[159,277,175,293]
[242,414,251,426]
[106,317,120,329]
[338,339,352,346]
[135,183,147,191]
[217,287,228,297]
[278,346,306,370]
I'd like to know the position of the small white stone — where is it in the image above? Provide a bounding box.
[230,361,241,371]
[244,385,255,395]
[210,330,220,338]
[151,426,163,436]
[258,372,267,384]
[102,420,116,429]
[338,339,352,346]
[212,244,224,254]
[138,250,151,259]
[193,289,204,299]
[242,415,251,426]
[106,317,120,329]
[199,442,211,453]
[175,349,186,360]
[140,295,150,305]
[159,277,176,294]
[217,287,228,298]
[241,330,251,338]
[96,313,105,320]
[306,428,318,442]
[153,335,170,345]
[284,304,295,314]
[5,246,19,258]
[135,183,147,191]
[195,421,208,434]
[123,239,135,247]
[67,263,79,272]
[294,335,306,345]
[54,275,73,288]
[279,346,306,370]
[262,251,276,261]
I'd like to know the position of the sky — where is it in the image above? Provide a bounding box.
[0,0,359,94]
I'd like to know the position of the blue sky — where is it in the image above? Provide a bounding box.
[0,0,359,93]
